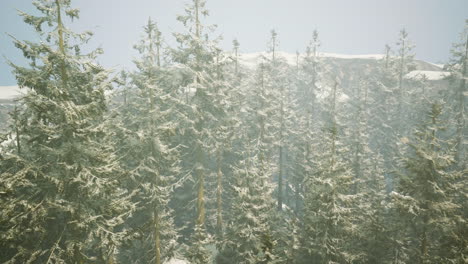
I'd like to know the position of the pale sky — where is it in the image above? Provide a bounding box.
[0,0,467,85]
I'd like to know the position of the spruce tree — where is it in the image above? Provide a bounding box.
[290,31,322,219]
[171,0,227,261]
[302,80,361,263]
[111,18,180,264]
[217,126,277,264]
[263,30,295,212]
[350,79,393,263]
[0,0,134,262]
[446,20,468,169]
[392,102,466,263]
[394,28,415,135]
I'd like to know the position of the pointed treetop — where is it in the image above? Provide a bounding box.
[176,0,209,31]
[305,30,320,57]
[271,29,277,39]
[233,38,240,49]
[313,29,319,43]
[385,44,391,51]
[396,28,415,53]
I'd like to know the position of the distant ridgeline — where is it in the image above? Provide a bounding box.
[0,53,448,132]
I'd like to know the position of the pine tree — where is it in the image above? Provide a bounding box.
[217,33,295,261]
[263,29,295,212]
[368,42,402,191]
[217,126,277,264]
[350,78,393,263]
[392,102,466,263]
[394,28,415,135]
[298,30,321,118]
[384,44,392,70]
[289,31,322,219]
[110,18,180,264]
[302,80,361,263]
[446,20,468,169]
[232,38,241,78]
[0,0,134,262]
[172,0,227,261]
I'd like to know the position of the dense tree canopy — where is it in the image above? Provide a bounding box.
[1,1,466,264]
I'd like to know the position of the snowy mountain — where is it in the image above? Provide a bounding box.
[0,52,450,132]
[237,51,443,72]
[237,51,448,97]
[0,52,445,101]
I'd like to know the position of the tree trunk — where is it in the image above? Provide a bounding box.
[55,0,68,85]
[216,148,223,239]
[398,38,406,134]
[196,143,205,227]
[455,36,467,168]
[13,106,21,155]
[278,145,283,211]
[154,211,161,264]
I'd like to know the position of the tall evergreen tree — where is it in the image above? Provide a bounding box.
[217,126,277,264]
[394,28,415,135]
[263,30,295,212]
[302,80,361,263]
[350,79,393,263]
[446,20,468,169]
[290,31,322,218]
[111,18,180,264]
[0,0,134,262]
[392,102,467,263]
[171,0,227,261]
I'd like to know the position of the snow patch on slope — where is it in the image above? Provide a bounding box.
[0,86,21,100]
[318,52,385,59]
[164,258,189,264]
[238,51,386,68]
[238,51,447,75]
[405,70,449,81]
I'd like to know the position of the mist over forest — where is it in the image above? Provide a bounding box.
[0,0,466,263]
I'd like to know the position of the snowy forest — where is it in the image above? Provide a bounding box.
[0,0,467,263]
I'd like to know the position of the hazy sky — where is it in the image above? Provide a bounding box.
[0,0,467,85]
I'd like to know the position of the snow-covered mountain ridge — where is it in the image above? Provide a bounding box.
[237,51,443,71]
[238,51,387,67]
[0,52,447,101]
[235,51,448,84]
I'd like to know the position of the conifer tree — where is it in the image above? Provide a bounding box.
[384,44,392,70]
[368,41,403,190]
[0,1,134,262]
[207,46,234,245]
[302,80,361,263]
[290,31,322,218]
[232,38,241,78]
[392,102,467,263]
[446,20,468,169]
[216,36,290,261]
[298,30,321,117]
[217,126,277,264]
[350,79,393,262]
[263,29,295,212]
[394,29,415,134]
[111,18,180,264]
[171,0,227,261]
